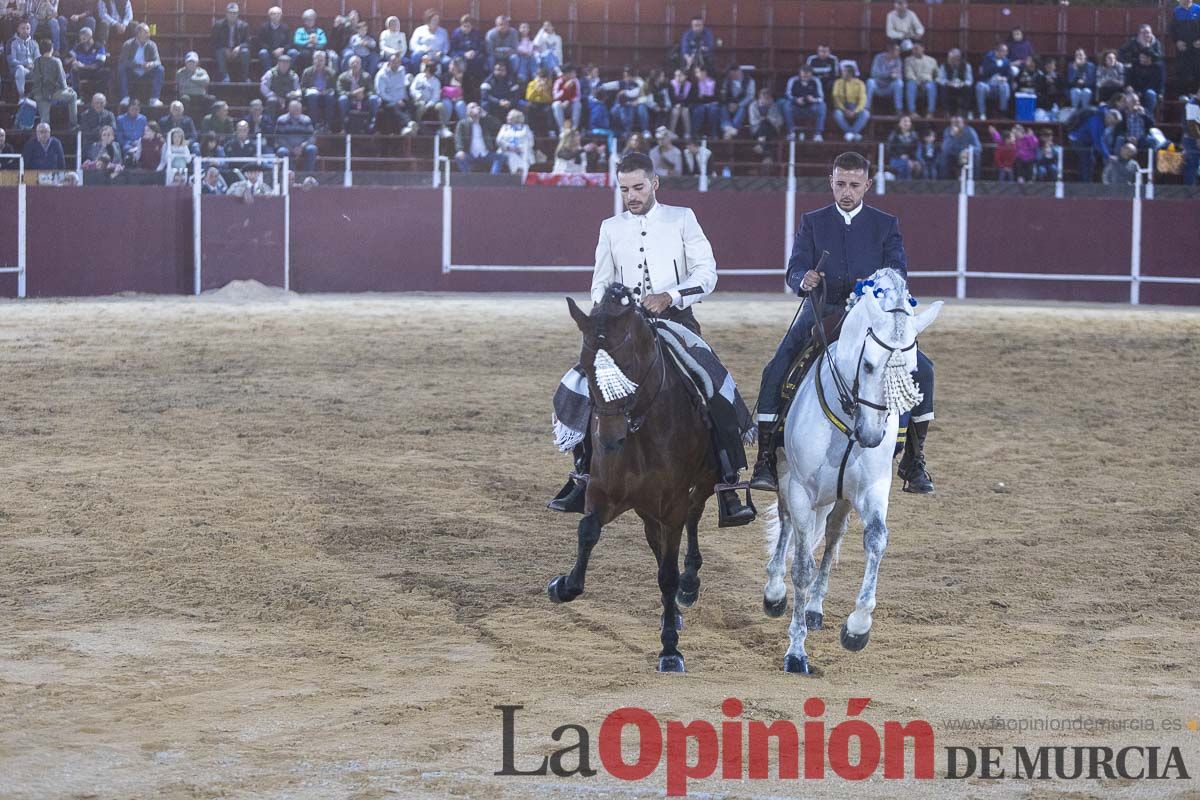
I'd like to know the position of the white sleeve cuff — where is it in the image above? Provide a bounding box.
[669,289,683,308]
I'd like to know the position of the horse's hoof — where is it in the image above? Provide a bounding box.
[763,593,788,618]
[783,654,812,675]
[676,577,700,608]
[660,613,684,633]
[547,575,575,604]
[805,610,824,631]
[657,654,686,673]
[840,623,870,652]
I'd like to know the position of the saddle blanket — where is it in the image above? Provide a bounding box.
[551,319,753,451]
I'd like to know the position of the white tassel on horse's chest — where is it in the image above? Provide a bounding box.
[594,349,638,403]
[882,349,923,414]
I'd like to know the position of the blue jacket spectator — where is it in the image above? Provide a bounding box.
[115,101,147,151]
[679,16,715,70]
[450,15,487,78]
[1068,106,1119,182]
[22,125,67,170]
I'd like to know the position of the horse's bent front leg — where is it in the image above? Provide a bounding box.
[841,507,888,652]
[656,524,685,672]
[804,500,851,631]
[547,511,604,604]
[676,500,704,608]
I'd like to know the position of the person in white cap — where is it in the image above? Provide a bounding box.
[649,125,681,175]
[211,1,251,82]
[176,50,214,120]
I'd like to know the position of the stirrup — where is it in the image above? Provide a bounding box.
[716,481,757,528]
[547,472,589,513]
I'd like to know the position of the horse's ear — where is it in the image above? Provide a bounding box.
[566,296,590,332]
[860,287,888,327]
[912,300,943,336]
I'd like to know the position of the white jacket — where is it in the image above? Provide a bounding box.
[591,201,717,309]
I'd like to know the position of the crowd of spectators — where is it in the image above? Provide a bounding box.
[1,0,1199,184]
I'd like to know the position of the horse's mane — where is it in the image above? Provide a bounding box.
[597,283,637,312]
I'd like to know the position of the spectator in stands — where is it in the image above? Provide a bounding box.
[1006,28,1035,64]
[379,16,407,64]
[30,38,78,129]
[1014,57,1040,99]
[224,119,256,159]
[68,26,107,91]
[256,6,293,76]
[453,100,504,173]
[118,23,164,107]
[668,66,694,138]
[243,97,275,137]
[938,48,972,117]
[78,91,114,146]
[1038,58,1067,112]
[552,63,581,131]
[552,127,585,173]
[988,124,1017,181]
[201,100,233,137]
[8,20,37,98]
[1067,106,1119,182]
[650,125,682,176]
[227,161,270,197]
[22,121,65,169]
[200,165,225,193]
[158,127,190,178]
[442,58,467,120]
[644,68,672,131]
[345,18,378,75]
[409,9,449,74]
[1094,50,1125,104]
[0,130,12,168]
[1102,141,1138,184]
[806,44,839,96]
[25,0,64,55]
[486,14,519,75]
[749,87,784,152]
[885,0,924,53]
[719,65,754,139]
[975,42,1012,119]
[681,137,712,176]
[197,130,223,161]
[84,123,120,164]
[300,49,337,132]
[328,10,356,65]
[337,55,379,133]
[780,63,825,141]
[260,52,299,116]
[212,2,250,82]
[1119,23,1163,67]
[1117,93,1157,153]
[679,15,714,72]
[114,95,144,152]
[514,22,537,82]
[938,115,980,177]
[1182,87,1199,185]
[533,20,562,75]
[690,65,720,138]
[1127,51,1165,116]
[524,67,555,136]
[176,51,214,121]
[159,100,197,146]
[411,56,453,136]
[832,61,869,141]
[621,131,645,156]
[612,65,649,139]
[495,108,533,178]
[293,9,333,72]
[1068,48,1096,109]
[450,14,486,81]
[867,42,904,114]
[886,114,922,179]
[915,126,938,179]
[275,98,317,171]
[1008,122,1038,181]
[904,42,937,117]
[1035,129,1060,182]
[1170,0,1200,93]
[375,51,414,134]
[61,0,95,46]
[94,0,131,48]
[135,120,163,168]
[481,60,523,121]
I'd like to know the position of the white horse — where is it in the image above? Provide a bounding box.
[761,268,942,674]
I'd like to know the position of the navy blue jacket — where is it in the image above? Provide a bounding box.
[22,136,66,170]
[786,203,907,301]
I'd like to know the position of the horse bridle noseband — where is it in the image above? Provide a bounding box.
[581,309,668,437]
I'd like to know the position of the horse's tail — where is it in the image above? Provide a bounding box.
[761,500,787,559]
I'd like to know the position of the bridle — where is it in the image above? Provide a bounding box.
[580,307,668,440]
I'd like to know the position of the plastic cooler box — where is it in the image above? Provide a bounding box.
[1014,93,1037,122]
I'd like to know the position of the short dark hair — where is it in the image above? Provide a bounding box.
[618,152,655,177]
[832,152,871,174]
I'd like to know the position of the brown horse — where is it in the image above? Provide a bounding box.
[547,285,716,672]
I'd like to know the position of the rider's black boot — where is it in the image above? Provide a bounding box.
[749,421,779,492]
[715,448,756,528]
[548,441,590,513]
[898,420,934,494]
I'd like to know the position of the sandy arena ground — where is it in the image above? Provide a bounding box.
[1,290,1198,800]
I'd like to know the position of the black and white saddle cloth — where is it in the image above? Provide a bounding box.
[551,319,754,451]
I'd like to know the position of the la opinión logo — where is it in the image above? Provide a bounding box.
[496,697,936,796]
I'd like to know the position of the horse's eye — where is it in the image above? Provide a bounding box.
[863,363,875,374]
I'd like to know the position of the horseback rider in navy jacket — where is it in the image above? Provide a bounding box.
[751,151,937,494]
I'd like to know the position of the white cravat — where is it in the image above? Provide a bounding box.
[836,202,863,226]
